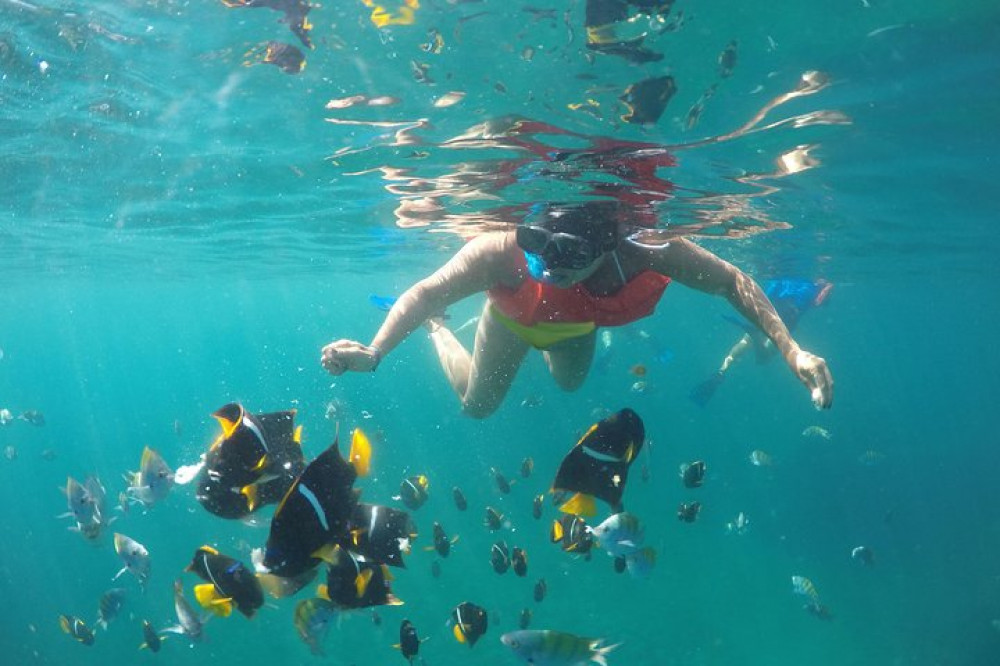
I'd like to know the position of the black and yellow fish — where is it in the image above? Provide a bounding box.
[450,601,488,647]
[261,436,359,578]
[677,501,701,523]
[620,75,677,125]
[533,577,547,602]
[491,540,510,574]
[59,615,95,646]
[186,546,264,619]
[680,460,706,488]
[550,513,594,556]
[452,486,467,511]
[138,619,162,652]
[512,547,528,577]
[347,502,415,568]
[318,546,402,609]
[395,619,424,663]
[492,468,511,494]
[521,457,534,478]
[532,494,544,520]
[431,522,458,558]
[396,475,429,510]
[551,408,644,516]
[484,506,503,530]
[196,403,305,519]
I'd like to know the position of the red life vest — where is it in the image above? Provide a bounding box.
[488,254,670,328]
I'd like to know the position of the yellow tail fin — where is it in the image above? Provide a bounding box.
[559,493,597,517]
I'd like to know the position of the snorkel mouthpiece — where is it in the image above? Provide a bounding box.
[525,251,554,283]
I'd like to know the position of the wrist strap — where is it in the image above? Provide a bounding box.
[369,345,382,372]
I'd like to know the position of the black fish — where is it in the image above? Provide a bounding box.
[450,601,488,647]
[680,461,706,488]
[262,437,359,578]
[348,502,415,568]
[372,610,382,626]
[196,403,305,519]
[552,408,644,515]
[431,560,442,579]
[320,546,401,609]
[718,40,738,78]
[532,494,543,520]
[533,578,547,602]
[432,521,457,558]
[186,546,264,619]
[550,514,594,555]
[520,457,534,478]
[613,556,627,573]
[59,615,94,646]
[492,468,511,494]
[677,501,701,523]
[397,619,423,663]
[490,540,510,574]
[484,506,503,531]
[620,75,676,125]
[397,475,429,510]
[452,486,467,511]
[518,607,532,629]
[139,619,161,652]
[512,547,528,577]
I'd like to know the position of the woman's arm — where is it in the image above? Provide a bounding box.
[321,233,517,374]
[650,238,834,408]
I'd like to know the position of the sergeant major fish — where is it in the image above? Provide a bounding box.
[501,629,619,666]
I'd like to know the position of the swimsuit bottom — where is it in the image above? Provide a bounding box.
[489,303,596,350]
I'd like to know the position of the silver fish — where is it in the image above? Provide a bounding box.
[124,446,174,507]
[165,580,204,642]
[113,533,151,586]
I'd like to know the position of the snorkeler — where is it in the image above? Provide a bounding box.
[321,201,833,418]
[690,277,833,406]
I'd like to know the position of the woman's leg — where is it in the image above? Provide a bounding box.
[543,330,597,391]
[427,302,530,418]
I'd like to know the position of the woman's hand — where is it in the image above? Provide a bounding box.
[320,340,381,375]
[793,349,834,409]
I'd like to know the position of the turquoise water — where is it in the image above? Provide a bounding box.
[2,1,999,664]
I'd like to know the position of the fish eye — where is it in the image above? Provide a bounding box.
[510,639,520,648]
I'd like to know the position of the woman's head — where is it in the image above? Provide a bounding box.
[516,201,621,285]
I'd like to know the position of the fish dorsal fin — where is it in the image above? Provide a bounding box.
[140,446,156,468]
[355,568,374,598]
[350,428,372,477]
[576,423,599,447]
[212,403,244,440]
[559,493,597,518]
[199,545,220,556]
[452,624,466,643]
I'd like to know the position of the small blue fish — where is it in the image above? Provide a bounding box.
[501,630,619,666]
[369,295,398,312]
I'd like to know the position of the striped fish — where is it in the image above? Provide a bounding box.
[791,575,819,601]
[501,630,618,666]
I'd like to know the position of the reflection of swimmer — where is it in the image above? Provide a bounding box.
[322,202,833,418]
[691,278,832,406]
[220,0,314,49]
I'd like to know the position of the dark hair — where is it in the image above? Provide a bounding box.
[531,201,620,251]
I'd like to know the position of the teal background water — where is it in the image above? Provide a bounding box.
[2,1,999,664]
